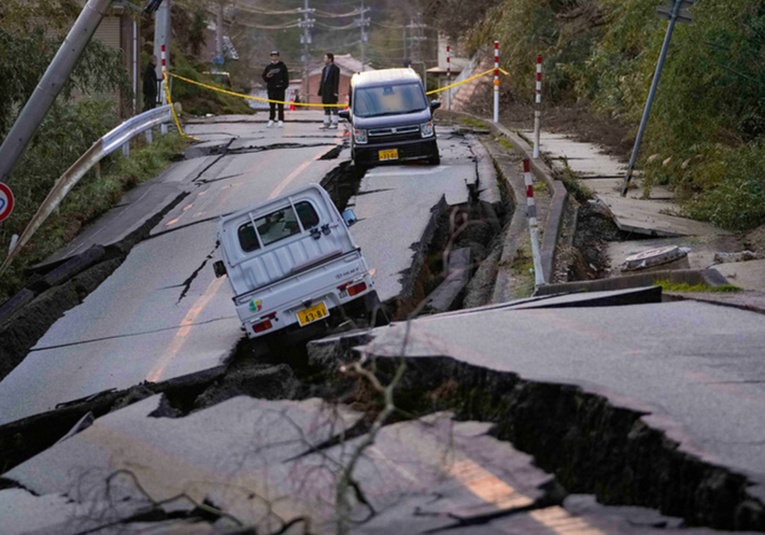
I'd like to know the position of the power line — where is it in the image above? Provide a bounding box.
[315,20,359,30]
[313,7,364,18]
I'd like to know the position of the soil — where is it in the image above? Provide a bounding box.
[742,225,765,254]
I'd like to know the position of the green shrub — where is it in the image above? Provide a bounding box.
[0,129,189,302]
[686,140,765,230]
[169,55,255,117]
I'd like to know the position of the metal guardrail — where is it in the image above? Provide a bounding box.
[0,105,176,275]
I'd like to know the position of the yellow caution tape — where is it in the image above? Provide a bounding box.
[426,67,509,95]
[162,70,199,141]
[167,67,509,107]
[167,71,346,108]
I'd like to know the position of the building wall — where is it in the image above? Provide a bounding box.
[93,9,138,117]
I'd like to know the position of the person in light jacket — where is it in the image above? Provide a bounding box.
[262,50,289,127]
[318,53,340,129]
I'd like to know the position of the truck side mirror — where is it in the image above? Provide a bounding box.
[342,209,358,227]
[338,109,351,121]
[430,100,441,112]
[213,260,227,278]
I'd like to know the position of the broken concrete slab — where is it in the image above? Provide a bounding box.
[350,294,765,530]
[421,247,472,314]
[5,395,364,532]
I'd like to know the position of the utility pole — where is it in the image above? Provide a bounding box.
[407,13,427,82]
[152,0,171,104]
[214,0,224,72]
[298,0,315,102]
[621,0,699,196]
[402,24,408,67]
[358,0,371,71]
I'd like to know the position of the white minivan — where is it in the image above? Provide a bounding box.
[213,184,380,339]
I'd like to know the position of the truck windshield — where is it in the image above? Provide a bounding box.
[353,83,428,118]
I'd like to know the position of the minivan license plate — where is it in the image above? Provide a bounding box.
[379,148,399,161]
[297,302,329,327]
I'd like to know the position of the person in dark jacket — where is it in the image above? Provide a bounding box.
[318,52,340,129]
[262,50,289,127]
[143,55,159,111]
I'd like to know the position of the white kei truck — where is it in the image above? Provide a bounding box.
[213,183,381,340]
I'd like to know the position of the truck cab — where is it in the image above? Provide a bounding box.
[213,184,380,339]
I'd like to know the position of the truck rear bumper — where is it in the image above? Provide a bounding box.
[233,255,376,339]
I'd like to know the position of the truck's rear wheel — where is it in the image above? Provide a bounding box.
[365,290,389,327]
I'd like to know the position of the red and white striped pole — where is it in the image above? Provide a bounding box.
[160,44,168,105]
[533,55,542,159]
[493,41,500,123]
[524,159,545,286]
[446,44,451,111]
[160,43,169,134]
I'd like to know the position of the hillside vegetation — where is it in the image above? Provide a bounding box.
[459,0,765,231]
[2,0,764,302]
[0,1,249,301]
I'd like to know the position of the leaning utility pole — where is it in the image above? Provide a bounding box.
[0,0,114,185]
[620,0,699,196]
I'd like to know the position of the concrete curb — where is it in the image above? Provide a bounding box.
[444,111,568,288]
[534,268,728,296]
[479,138,529,303]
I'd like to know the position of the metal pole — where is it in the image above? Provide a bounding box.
[621,0,682,196]
[216,1,224,69]
[159,1,171,134]
[524,159,545,286]
[493,41,499,123]
[152,0,168,84]
[403,26,407,66]
[301,0,311,102]
[446,44,451,110]
[533,54,542,159]
[132,19,138,116]
[0,0,114,185]
[359,0,369,71]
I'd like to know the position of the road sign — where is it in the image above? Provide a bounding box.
[0,183,15,222]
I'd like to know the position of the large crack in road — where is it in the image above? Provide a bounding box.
[3,128,761,533]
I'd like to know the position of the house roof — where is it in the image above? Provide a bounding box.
[310,54,370,77]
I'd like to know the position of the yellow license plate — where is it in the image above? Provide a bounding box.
[297,302,329,327]
[379,148,399,161]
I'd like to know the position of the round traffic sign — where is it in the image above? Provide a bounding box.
[0,183,15,223]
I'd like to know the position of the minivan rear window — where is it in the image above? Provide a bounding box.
[354,83,428,118]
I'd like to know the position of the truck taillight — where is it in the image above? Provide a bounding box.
[339,280,367,297]
[253,320,272,333]
[253,312,277,333]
